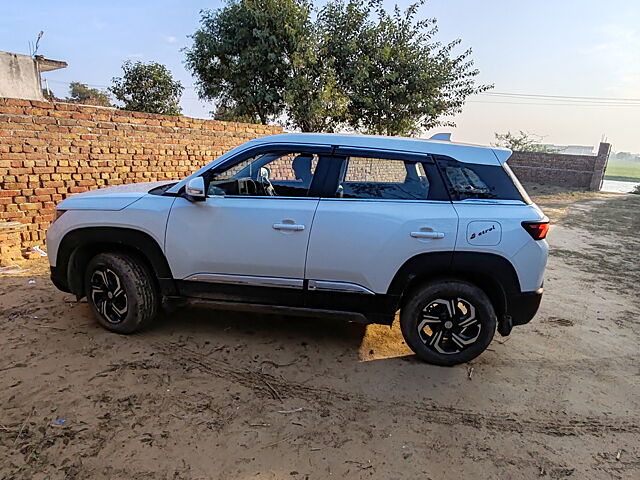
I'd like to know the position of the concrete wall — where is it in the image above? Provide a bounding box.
[509,142,610,190]
[0,51,44,101]
[0,97,282,256]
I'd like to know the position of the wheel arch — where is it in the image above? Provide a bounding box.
[389,251,522,321]
[56,227,175,298]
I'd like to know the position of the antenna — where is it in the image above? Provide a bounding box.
[30,31,44,57]
[429,133,451,141]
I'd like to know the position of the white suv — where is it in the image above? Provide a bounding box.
[47,133,549,365]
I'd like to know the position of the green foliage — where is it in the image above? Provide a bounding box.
[493,131,557,153]
[109,61,183,115]
[67,82,112,107]
[185,0,490,134]
[319,0,491,135]
[42,88,58,101]
[185,0,311,125]
[283,14,349,132]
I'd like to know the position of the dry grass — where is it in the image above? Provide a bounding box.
[552,194,640,295]
[524,182,621,223]
[521,182,640,297]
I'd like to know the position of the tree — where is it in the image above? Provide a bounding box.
[66,81,111,106]
[185,0,490,134]
[109,60,183,115]
[318,0,491,135]
[185,0,311,125]
[283,16,349,132]
[493,131,557,153]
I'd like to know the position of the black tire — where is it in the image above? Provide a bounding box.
[84,252,158,334]
[400,280,496,366]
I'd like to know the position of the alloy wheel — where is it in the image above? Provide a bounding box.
[90,267,128,324]
[417,297,481,354]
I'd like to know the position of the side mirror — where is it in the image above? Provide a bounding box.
[185,177,206,202]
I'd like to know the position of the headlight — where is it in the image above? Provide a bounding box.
[52,209,66,225]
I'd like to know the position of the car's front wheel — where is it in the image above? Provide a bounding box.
[400,280,496,366]
[84,252,158,334]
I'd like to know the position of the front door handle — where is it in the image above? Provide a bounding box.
[410,231,445,239]
[273,223,305,231]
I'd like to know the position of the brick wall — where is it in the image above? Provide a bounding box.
[509,142,610,190]
[0,98,282,255]
[0,96,613,260]
[0,221,26,265]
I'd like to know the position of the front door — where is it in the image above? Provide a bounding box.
[165,149,326,305]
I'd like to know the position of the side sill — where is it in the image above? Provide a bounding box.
[186,298,371,324]
[158,278,179,296]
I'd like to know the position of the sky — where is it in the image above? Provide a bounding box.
[1,0,639,152]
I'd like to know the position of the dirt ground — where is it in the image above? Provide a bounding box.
[1,187,639,479]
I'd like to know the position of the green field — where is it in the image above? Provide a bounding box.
[604,160,640,182]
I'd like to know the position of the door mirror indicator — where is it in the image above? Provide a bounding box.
[185,177,206,202]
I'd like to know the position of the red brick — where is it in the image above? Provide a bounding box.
[31,100,54,109]
[4,98,31,107]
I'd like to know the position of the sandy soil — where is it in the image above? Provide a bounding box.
[1,190,639,479]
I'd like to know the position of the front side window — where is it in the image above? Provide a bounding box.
[338,156,430,200]
[207,152,319,198]
[434,155,527,202]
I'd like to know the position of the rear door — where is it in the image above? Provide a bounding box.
[434,155,547,292]
[304,148,458,298]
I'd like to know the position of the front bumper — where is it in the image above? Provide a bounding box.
[50,265,71,293]
[498,287,543,336]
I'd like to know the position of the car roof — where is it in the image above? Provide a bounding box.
[166,132,511,194]
[241,133,511,166]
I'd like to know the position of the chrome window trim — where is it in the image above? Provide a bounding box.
[208,195,321,201]
[455,199,527,206]
[318,198,451,205]
[184,273,304,289]
[308,280,375,295]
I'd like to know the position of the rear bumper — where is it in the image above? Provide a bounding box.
[498,287,543,336]
[508,287,543,325]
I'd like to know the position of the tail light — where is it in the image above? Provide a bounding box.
[522,221,549,240]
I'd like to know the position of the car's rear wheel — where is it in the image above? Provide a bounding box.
[84,253,158,334]
[400,280,496,366]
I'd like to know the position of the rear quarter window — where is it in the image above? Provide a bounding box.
[434,155,530,203]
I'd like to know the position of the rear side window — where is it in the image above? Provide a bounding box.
[434,155,529,202]
[339,156,430,200]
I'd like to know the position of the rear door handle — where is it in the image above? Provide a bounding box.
[410,231,445,239]
[273,223,305,231]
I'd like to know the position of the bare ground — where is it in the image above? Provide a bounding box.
[1,188,639,479]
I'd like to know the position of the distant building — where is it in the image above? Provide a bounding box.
[0,50,67,101]
[540,144,596,155]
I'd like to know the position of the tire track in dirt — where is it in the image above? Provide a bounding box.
[155,341,640,437]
